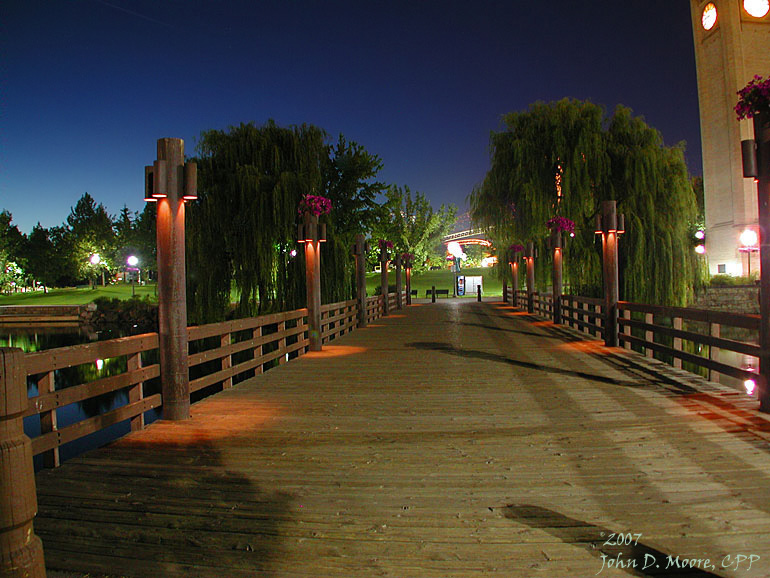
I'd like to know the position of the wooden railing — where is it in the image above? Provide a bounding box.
[618,302,759,385]
[532,292,554,318]
[366,295,384,324]
[21,299,366,469]
[321,299,357,343]
[387,292,397,311]
[561,295,605,339]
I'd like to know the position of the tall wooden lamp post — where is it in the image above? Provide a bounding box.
[144,138,196,421]
[525,242,536,314]
[298,211,326,351]
[594,201,625,348]
[403,253,414,306]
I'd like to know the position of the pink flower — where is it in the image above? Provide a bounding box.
[735,75,770,120]
[298,194,332,216]
[378,239,393,250]
[546,216,575,234]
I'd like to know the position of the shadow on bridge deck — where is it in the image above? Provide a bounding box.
[39,300,770,577]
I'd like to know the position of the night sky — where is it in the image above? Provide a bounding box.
[2,0,701,234]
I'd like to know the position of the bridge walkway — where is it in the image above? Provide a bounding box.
[37,300,770,577]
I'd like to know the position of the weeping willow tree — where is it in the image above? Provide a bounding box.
[470,99,702,305]
[186,121,385,323]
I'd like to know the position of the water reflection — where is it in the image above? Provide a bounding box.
[3,325,161,470]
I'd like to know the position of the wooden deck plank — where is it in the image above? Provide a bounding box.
[38,300,770,577]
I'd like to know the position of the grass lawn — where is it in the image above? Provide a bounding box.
[365,267,502,297]
[0,283,158,305]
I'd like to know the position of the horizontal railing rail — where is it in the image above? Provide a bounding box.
[366,295,384,324]
[20,298,369,469]
[561,295,605,338]
[618,301,759,385]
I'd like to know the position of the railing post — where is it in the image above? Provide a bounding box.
[525,242,535,314]
[510,261,519,308]
[622,309,632,350]
[395,253,403,310]
[380,249,390,317]
[431,285,436,304]
[709,322,721,383]
[37,371,58,468]
[645,313,654,358]
[477,285,482,302]
[353,234,368,328]
[552,230,563,324]
[600,200,620,347]
[152,138,191,421]
[127,352,146,430]
[255,326,264,373]
[278,319,287,363]
[673,317,683,369]
[0,347,46,578]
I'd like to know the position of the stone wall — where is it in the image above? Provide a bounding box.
[690,285,759,314]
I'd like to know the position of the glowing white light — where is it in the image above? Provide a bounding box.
[446,241,467,261]
[481,257,498,268]
[95,359,104,371]
[744,0,770,18]
[702,3,718,30]
[741,229,758,247]
[695,245,706,254]
[694,230,705,240]
[89,254,101,265]
[127,255,139,267]
[290,249,297,258]
[745,379,757,395]
[569,232,575,238]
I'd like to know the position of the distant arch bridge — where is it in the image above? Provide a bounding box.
[443,228,492,248]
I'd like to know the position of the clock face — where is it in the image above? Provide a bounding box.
[702,2,718,30]
[744,0,770,18]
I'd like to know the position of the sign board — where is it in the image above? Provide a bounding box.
[465,276,483,295]
[456,275,465,296]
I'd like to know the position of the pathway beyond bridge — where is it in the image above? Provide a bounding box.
[38,300,770,577]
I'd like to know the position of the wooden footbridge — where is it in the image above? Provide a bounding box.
[10,297,770,577]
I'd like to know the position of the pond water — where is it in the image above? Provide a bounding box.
[2,324,162,470]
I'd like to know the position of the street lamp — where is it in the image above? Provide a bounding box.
[739,228,759,277]
[89,253,101,289]
[127,255,139,296]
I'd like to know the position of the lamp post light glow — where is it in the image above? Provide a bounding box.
[127,255,139,296]
[740,228,759,277]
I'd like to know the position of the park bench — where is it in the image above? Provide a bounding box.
[410,290,418,297]
[425,289,450,298]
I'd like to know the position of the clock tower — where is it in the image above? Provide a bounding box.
[690,1,770,276]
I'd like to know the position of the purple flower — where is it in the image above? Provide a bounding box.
[401,252,413,263]
[546,216,575,234]
[298,194,332,216]
[735,75,770,120]
[378,239,393,250]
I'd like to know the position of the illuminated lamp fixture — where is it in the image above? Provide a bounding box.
[745,379,757,396]
[695,245,706,255]
[744,0,770,18]
[182,162,198,200]
[144,160,168,201]
[702,2,717,30]
[297,221,326,244]
[594,214,602,235]
[695,230,705,240]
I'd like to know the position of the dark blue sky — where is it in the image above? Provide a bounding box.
[2,0,701,234]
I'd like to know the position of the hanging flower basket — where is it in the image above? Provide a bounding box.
[508,244,524,254]
[401,252,414,266]
[298,194,332,217]
[546,216,575,235]
[735,75,770,121]
[378,239,393,251]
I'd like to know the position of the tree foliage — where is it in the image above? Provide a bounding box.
[470,99,701,305]
[187,121,387,322]
[371,185,456,269]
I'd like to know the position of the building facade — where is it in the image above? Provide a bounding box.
[690,0,770,275]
